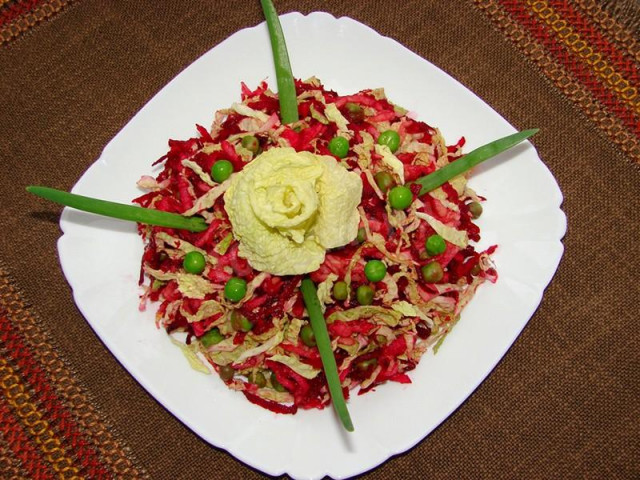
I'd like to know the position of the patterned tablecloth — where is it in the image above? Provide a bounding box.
[1,1,638,478]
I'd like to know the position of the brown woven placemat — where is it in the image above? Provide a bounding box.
[1,1,638,479]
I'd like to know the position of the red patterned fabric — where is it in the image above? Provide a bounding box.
[475,0,640,163]
[0,271,149,479]
[1,0,77,45]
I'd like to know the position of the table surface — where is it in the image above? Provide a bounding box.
[1,1,638,479]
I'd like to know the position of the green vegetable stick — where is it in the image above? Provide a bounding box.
[414,129,539,196]
[300,278,354,432]
[27,186,208,232]
[262,0,351,431]
[261,0,299,125]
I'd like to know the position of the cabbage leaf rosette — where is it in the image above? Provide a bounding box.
[223,147,362,275]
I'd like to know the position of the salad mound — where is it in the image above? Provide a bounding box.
[134,77,497,414]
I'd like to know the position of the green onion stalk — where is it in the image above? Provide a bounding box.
[261,0,353,431]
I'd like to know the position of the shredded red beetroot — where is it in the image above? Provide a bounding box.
[243,391,298,414]
[136,77,498,415]
[328,320,376,337]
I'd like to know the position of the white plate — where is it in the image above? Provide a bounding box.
[58,12,566,480]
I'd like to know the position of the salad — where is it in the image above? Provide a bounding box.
[134,76,498,414]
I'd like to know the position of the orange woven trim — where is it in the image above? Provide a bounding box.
[473,0,640,165]
[575,0,640,62]
[530,0,639,113]
[0,266,149,479]
[1,0,76,46]
[0,434,33,479]
[1,1,46,26]
[0,0,16,10]
[0,357,81,479]
[513,0,640,137]
[0,314,113,478]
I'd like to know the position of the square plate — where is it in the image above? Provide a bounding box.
[58,12,566,480]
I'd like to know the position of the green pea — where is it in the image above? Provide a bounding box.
[377,130,400,152]
[248,371,267,388]
[231,310,253,332]
[270,371,286,392]
[211,159,234,183]
[218,365,235,382]
[345,102,364,123]
[200,327,224,348]
[183,251,206,274]
[224,277,247,302]
[388,185,413,210]
[421,261,444,283]
[356,358,378,370]
[328,136,349,158]
[356,227,367,243]
[300,324,316,347]
[425,234,446,256]
[332,280,348,301]
[416,322,431,339]
[468,201,483,219]
[364,259,387,282]
[471,263,482,276]
[374,171,394,193]
[241,135,260,154]
[356,285,374,305]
